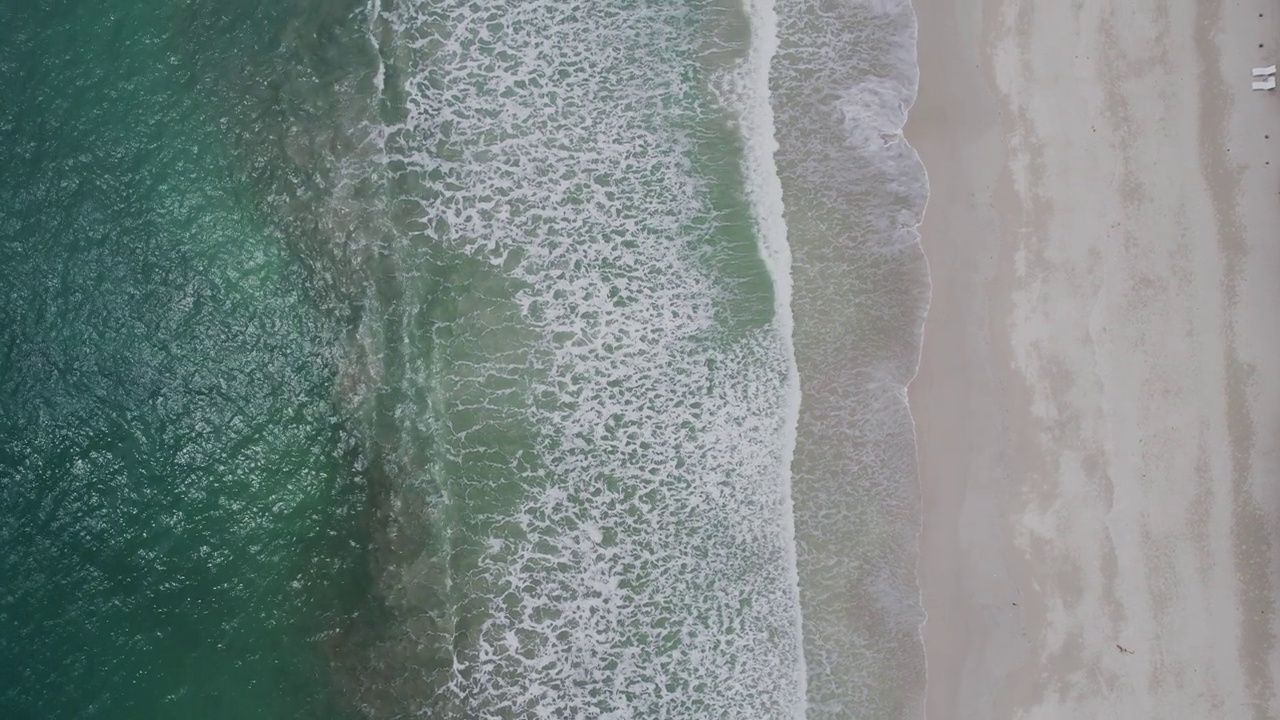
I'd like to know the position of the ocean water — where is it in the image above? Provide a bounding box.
[0,0,927,718]
[0,1,372,718]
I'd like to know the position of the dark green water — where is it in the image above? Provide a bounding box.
[0,1,367,717]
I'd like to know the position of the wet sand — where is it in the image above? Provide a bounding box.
[907,0,1280,716]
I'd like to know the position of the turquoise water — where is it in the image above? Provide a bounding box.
[1,0,929,717]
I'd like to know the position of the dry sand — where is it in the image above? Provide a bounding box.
[907,0,1280,717]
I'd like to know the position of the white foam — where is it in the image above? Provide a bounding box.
[358,0,810,716]
[724,0,809,714]
[366,0,385,95]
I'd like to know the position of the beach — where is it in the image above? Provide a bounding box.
[17,0,1280,715]
[907,0,1280,717]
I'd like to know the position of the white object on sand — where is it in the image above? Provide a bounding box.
[1252,76,1276,90]
[1253,65,1277,77]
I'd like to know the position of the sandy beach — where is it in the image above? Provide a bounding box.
[907,0,1280,717]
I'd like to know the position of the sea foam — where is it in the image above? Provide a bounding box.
[336,1,809,716]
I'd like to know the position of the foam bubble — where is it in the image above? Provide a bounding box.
[341,1,809,716]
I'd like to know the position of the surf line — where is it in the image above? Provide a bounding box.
[730,0,809,714]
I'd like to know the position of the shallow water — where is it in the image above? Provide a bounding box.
[772,0,931,715]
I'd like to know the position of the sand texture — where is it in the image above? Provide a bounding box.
[907,0,1280,717]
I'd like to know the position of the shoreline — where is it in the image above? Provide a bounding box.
[906,0,1280,716]
[771,0,930,715]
